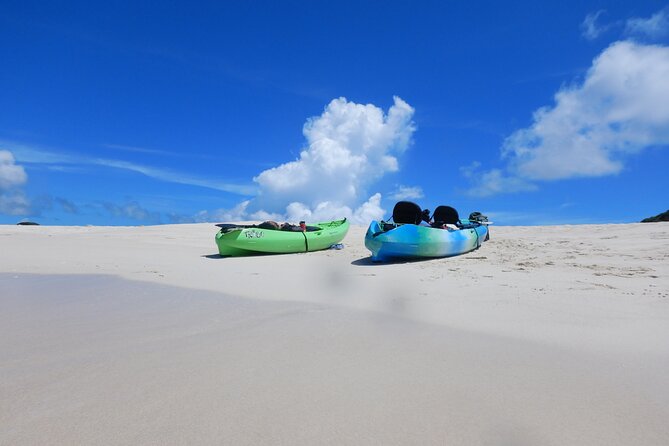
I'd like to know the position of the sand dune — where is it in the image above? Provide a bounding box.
[1,222,668,445]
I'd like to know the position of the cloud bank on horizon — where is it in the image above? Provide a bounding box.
[466,8,669,197]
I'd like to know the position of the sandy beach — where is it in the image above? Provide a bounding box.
[1,222,668,445]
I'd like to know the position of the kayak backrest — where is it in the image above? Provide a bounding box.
[392,201,423,224]
[432,206,460,227]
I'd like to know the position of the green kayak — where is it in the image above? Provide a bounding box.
[215,218,349,256]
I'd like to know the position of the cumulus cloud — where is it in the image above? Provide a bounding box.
[0,150,27,189]
[625,8,669,39]
[581,10,608,40]
[466,40,669,196]
[0,150,30,215]
[247,96,416,223]
[280,192,385,224]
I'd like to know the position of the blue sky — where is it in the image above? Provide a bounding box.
[1,1,668,226]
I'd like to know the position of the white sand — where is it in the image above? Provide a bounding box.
[1,222,668,445]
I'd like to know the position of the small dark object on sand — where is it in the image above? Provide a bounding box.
[17,221,40,226]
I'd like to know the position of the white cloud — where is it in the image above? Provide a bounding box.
[0,150,27,190]
[625,8,669,39]
[389,185,424,201]
[0,150,29,216]
[466,40,669,196]
[248,96,416,223]
[581,10,608,40]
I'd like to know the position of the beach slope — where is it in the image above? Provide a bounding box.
[1,222,668,445]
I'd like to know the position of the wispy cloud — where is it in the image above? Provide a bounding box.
[582,7,669,42]
[389,185,424,201]
[2,141,80,165]
[2,139,256,196]
[102,143,177,156]
[93,158,257,195]
[581,10,609,40]
[461,165,537,197]
[55,197,79,214]
[625,7,669,39]
[101,143,219,161]
[459,162,537,198]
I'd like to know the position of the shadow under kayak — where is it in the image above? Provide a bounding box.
[215,218,349,256]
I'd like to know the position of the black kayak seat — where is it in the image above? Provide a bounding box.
[392,201,423,225]
[432,205,461,227]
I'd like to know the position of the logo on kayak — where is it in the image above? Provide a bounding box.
[245,229,264,239]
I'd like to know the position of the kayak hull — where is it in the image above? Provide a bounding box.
[215,218,349,256]
[364,220,488,262]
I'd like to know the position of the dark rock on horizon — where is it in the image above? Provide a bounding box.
[16,221,40,226]
[641,210,669,223]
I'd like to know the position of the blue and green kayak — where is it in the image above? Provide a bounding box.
[364,201,489,262]
[365,220,488,262]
